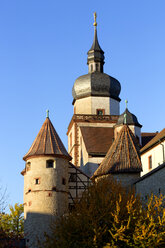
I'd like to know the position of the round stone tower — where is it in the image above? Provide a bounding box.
[21,115,71,248]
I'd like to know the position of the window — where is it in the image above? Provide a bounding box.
[46,160,54,168]
[148,156,152,170]
[91,64,93,72]
[97,109,105,115]
[70,133,72,149]
[96,64,99,71]
[26,162,31,171]
[62,177,66,185]
[35,178,40,185]
[69,173,77,182]
[52,187,56,191]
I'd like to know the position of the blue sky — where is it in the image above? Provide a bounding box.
[0,0,165,208]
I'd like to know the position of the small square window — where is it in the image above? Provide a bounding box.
[96,109,105,116]
[46,160,54,168]
[69,173,77,182]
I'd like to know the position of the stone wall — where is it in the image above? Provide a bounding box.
[135,164,165,199]
[23,156,69,248]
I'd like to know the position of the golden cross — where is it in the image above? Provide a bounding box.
[93,12,97,27]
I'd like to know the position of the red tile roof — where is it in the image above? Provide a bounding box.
[141,128,165,154]
[23,117,71,161]
[92,125,142,178]
[80,126,114,155]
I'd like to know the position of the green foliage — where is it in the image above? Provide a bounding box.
[0,203,24,238]
[43,178,165,248]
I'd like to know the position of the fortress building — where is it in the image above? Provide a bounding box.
[22,13,164,248]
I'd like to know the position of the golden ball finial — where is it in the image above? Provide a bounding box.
[93,12,97,27]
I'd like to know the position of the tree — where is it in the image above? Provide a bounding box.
[43,178,165,248]
[0,203,24,238]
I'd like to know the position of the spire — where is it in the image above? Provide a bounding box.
[87,12,105,73]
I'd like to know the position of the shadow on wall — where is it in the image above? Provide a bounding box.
[80,162,99,178]
[25,212,56,248]
[0,238,25,248]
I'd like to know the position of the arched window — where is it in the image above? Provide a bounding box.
[46,160,54,168]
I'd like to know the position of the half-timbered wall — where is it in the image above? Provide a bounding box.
[68,163,90,210]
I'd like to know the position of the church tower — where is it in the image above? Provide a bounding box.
[22,113,71,248]
[67,13,121,176]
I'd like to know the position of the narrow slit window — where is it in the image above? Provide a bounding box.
[35,178,40,185]
[148,156,152,170]
[62,178,66,185]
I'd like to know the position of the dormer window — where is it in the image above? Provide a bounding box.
[46,160,54,168]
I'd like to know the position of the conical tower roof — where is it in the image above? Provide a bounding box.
[23,117,71,161]
[92,125,142,179]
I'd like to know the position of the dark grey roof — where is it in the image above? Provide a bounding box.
[87,27,104,65]
[72,72,121,101]
[117,108,142,128]
[88,28,103,52]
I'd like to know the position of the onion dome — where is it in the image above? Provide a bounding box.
[23,116,71,161]
[72,72,121,101]
[92,125,142,179]
[117,108,142,128]
[72,12,121,102]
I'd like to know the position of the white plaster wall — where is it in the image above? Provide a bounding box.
[141,141,165,176]
[74,97,92,114]
[74,96,119,115]
[91,96,110,115]
[110,98,120,115]
[134,126,142,145]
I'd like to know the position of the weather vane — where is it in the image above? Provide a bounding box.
[93,12,97,27]
[46,109,49,118]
